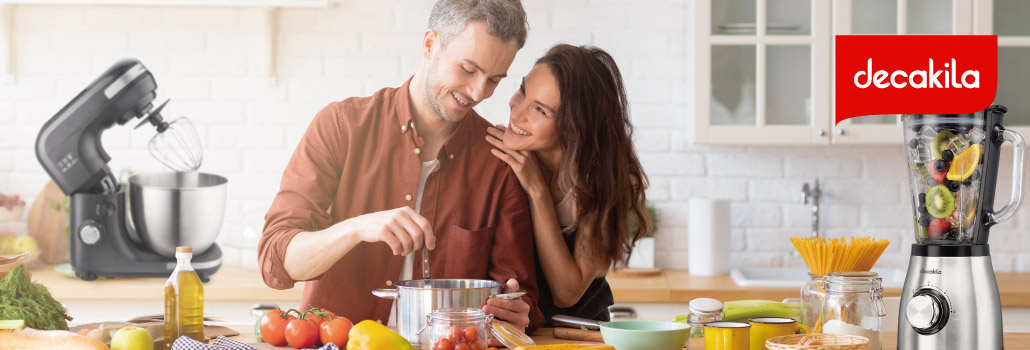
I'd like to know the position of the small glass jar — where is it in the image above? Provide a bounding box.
[423,308,493,350]
[800,272,826,331]
[685,298,725,350]
[819,271,888,350]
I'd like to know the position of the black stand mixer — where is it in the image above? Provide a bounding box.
[34,59,224,281]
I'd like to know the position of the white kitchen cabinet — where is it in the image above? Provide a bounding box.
[831,0,972,144]
[974,0,1030,138]
[693,0,978,145]
[694,0,833,144]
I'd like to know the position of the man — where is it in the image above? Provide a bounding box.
[258,0,544,337]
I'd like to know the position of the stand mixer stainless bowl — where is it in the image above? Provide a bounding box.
[35,58,225,281]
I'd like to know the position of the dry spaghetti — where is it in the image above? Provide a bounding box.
[790,236,890,275]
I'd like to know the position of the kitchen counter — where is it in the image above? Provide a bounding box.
[29,264,1030,305]
[228,327,1030,349]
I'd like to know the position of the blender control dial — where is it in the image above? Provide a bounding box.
[906,288,950,334]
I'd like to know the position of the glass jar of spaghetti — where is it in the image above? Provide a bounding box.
[819,271,887,350]
[800,272,825,331]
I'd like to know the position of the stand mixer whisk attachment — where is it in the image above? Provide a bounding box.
[135,99,204,172]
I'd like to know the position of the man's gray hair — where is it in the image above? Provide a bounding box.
[428,0,529,49]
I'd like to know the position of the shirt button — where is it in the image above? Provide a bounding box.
[401,124,407,132]
[449,153,454,160]
[414,148,421,155]
[405,194,412,201]
[376,319,382,324]
[386,280,393,286]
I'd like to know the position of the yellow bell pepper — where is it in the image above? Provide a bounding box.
[346,320,417,350]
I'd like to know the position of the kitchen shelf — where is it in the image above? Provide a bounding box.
[0,0,329,85]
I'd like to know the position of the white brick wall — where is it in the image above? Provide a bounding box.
[2,0,1029,274]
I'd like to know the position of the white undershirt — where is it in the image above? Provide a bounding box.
[388,159,439,327]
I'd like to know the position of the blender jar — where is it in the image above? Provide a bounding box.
[901,110,1025,245]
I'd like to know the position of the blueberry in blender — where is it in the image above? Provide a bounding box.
[934,160,947,172]
[942,150,954,162]
[918,205,928,214]
[919,214,931,227]
[949,181,961,192]
[918,193,926,204]
[909,139,919,149]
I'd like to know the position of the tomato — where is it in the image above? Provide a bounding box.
[448,325,464,343]
[258,309,291,346]
[285,317,320,349]
[470,341,486,350]
[319,316,353,346]
[463,326,478,343]
[454,343,470,350]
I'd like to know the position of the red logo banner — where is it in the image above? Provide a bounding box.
[835,35,997,125]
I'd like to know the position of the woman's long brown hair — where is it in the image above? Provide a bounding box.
[538,44,652,269]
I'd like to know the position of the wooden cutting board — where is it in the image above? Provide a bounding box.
[26,181,69,265]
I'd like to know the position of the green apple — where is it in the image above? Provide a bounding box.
[110,327,154,350]
[11,236,37,254]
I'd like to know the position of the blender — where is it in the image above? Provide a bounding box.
[898,106,1025,349]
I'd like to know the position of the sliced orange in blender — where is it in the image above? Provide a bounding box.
[947,144,981,181]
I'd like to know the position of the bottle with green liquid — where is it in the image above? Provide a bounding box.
[164,246,204,349]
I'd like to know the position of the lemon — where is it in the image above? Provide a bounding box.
[0,320,25,330]
[947,144,982,181]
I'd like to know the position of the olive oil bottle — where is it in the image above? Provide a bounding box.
[164,246,204,349]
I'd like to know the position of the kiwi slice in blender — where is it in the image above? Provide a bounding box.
[926,184,955,218]
[931,130,954,159]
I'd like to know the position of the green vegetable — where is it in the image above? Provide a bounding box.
[675,300,801,324]
[0,266,73,330]
[723,300,800,322]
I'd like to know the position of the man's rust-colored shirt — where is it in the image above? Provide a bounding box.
[259,79,544,331]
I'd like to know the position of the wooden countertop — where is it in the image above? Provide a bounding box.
[231,327,1030,349]
[28,264,1030,306]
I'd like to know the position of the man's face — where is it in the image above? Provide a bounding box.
[423,21,519,123]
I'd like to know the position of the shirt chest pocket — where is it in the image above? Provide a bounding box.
[440,224,495,279]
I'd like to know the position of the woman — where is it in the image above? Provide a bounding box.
[485,44,652,323]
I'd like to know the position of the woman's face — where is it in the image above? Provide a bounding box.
[503,64,561,152]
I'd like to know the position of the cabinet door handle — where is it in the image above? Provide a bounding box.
[817,129,826,136]
[609,306,637,319]
[836,129,845,136]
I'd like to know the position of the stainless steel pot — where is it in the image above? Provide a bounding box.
[128,172,227,258]
[373,279,501,348]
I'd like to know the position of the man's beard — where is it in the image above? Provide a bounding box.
[422,56,450,122]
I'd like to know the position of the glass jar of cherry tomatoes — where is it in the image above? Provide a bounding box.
[424,308,493,350]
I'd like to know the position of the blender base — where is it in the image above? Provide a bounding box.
[898,244,1002,350]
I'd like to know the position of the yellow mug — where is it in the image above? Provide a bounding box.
[704,321,750,350]
[748,317,810,350]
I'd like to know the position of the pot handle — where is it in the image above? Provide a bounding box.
[989,128,1026,226]
[372,288,398,299]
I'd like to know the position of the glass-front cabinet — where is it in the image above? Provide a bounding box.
[695,0,831,144]
[832,0,972,144]
[975,0,1030,138]
[694,0,975,144]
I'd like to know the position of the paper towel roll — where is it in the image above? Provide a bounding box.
[688,198,731,276]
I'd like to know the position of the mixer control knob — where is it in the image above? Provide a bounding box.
[906,288,949,334]
[79,224,101,245]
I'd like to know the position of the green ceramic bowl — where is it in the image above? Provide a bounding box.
[599,320,691,350]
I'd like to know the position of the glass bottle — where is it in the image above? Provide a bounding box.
[800,272,825,331]
[686,297,725,350]
[819,271,887,350]
[164,246,205,349]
